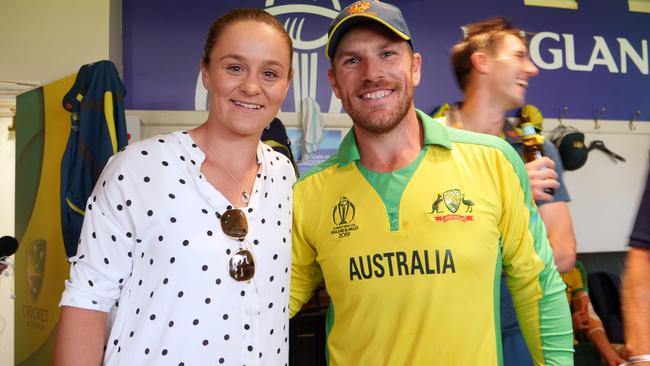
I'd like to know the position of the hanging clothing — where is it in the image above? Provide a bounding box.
[60,60,128,258]
[300,97,324,160]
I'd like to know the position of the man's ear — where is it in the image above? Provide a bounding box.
[411,52,422,87]
[327,68,341,99]
[470,52,490,74]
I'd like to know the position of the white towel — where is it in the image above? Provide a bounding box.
[301,97,324,158]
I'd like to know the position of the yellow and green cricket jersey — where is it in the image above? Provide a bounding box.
[290,110,573,366]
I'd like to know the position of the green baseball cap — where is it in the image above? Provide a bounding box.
[550,125,589,171]
[326,1,413,60]
[557,131,589,171]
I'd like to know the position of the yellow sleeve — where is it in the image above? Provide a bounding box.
[496,145,574,365]
[289,181,324,318]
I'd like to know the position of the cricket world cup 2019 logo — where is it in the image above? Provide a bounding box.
[331,196,359,238]
[333,196,355,225]
[194,1,344,113]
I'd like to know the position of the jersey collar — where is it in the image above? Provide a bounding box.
[338,109,453,167]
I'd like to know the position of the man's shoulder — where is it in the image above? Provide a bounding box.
[447,125,519,156]
[437,126,530,189]
[542,139,560,154]
[542,139,561,159]
[295,153,342,186]
[426,114,515,153]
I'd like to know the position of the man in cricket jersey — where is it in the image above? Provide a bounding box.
[290,1,573,365]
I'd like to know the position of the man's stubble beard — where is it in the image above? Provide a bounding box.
[344,79,414,135]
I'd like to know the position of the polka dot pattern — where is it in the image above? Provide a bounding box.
[60,132,295,365]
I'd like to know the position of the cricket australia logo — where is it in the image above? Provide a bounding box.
[429,189,475,223]
[25,239,47,303]
[331,196,359,238]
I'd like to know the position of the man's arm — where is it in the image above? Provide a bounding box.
[290,182,325,318]
[587,327,626,366]
[623,247,650,364]
[530,142,577,273]
[623,166,650,364]
[570,291,626,366]
[54,306,107,366]
[497,143,573,365]
[587,329,624,366]
[538,202,576,273]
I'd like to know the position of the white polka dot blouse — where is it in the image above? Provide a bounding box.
[60,131,296,365]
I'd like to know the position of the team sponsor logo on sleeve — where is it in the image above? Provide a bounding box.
[428,189,475,223]
[331,196,359,238]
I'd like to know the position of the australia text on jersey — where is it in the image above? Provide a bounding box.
[349,249,456,281]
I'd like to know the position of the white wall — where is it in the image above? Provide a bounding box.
[0,116,16,366]
[546,119,650,253]
[0,0,121,85]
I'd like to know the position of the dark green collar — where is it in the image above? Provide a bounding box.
[338,109,452,167]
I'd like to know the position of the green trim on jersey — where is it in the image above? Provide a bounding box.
[356,146,429,231]
[298,152,340,182]
[494,243,504,366]
[336,111,453,168]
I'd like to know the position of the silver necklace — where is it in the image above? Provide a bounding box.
[220,163,250,204]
